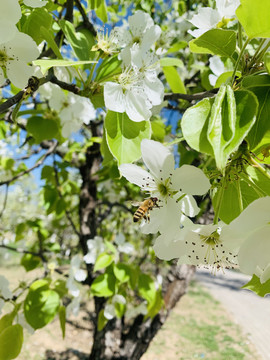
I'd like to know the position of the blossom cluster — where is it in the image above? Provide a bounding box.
[101,11,164,122]
[188,0,240,38]
[119,139,270,284]
[0,0,41,89]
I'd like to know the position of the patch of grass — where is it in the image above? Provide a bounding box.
[142,281,260,360]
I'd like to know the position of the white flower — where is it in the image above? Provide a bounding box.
[39,83,96,137]
[104,66,152,122]
[153,220,239,273]
[66,296,81,317]
[114,233,134,254]
[188,0,240,38]
[114,10,161,54]
[119,139,210,234]
[0,0,22,44]
[222,196,270,283]
[209,56,225,86]
[67,255,87,297]
[0,31,40,88]
[0,275,12,299]
[92,27,120,55]
[83,236,105,264]
[23,0,47,8]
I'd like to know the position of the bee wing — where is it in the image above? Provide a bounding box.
[130,201,142,207]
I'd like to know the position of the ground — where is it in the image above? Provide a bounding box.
[0,265,261,360]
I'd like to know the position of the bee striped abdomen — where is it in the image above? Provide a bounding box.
[133,208,146,222]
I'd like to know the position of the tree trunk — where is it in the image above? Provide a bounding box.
[89,264,195,360]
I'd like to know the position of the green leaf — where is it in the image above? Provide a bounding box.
[21,253,41,272]
[59,20,91,60]
[160,57,184,68]
[26,116,59,142]
[146,289,164,319]
[181,97,215,156]
[151,120,166,142]
[95,0,108,23]
[189,29,236,57]
[113,263,131,283]
[0,312,16,335]
[265,53,270,74]
[95,55,122,82]
[52,279,68,298]
[236,0,270,38]
[138,274,156,303]
[0,324,23,360]
[22,8,53,45]
[162,66,186,93]
[105,111,151,165]
[91,273,116,297]
[40,26,63,59]
[215,71,241,88]
[207,87,258,172]
[24,279,60,329]
[167,41,187,53]
[97,309,108,331]
[207,85,235,171]
[33,59,96,75]
[242,78,270,150]
[242,275,270,297]
[100,132,113,166]
[59,306,66,338]
[94,253,114,272]
[212,165,270,223]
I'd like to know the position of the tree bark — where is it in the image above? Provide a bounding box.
[89,264,195,360]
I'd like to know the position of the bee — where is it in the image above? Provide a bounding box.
[132,197,160,223]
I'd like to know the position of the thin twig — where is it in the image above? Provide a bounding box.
[0,184,9,219]
[74,0,97,36]
[0,142,58,186]
[164,88,219,102]
[53,155,81,237]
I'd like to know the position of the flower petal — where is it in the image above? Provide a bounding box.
[143,76,164,106]
[0,0,21,25]
[222,196,270,244]
[238,225,270,276]
[7,60,34,89]
[0,21,18,44]
[171,165,210,195]
[153,233,186,260]
[119,163,155,189]
[189,8,220,29]
[141,139,173,179]
[6,32,40,62]
[141,25,162,52]
[128,11,154,36]
[125,89,152,121]
[179,195,200,217]
[104,82,126,113]
[261,263,270,284]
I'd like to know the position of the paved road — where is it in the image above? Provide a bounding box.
[196,269,270,360]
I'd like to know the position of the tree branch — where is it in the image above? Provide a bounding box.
[0,184,9,219]
[0,141,58,186]
[53,156,81,237]
[74,0,97,36]
[164,88,219,102]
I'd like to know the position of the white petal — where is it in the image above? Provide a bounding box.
[0,0,21,25]
[222,196,270,243]
[261,263,270,284]
[179,195,200,217]
[141,139,173,179]
[119,163,155,189]
[188,28,208,38]
[129,11,154,36]
[104,82,126,113]
[238,225,270,276]
[0,68,5,85]
[209,74,218,86]
[153,233,186,260]
[216,0,240,18]
[189,8,221,29]
[143,76,164,106]
[74,269,87,282]
[7,60,34,89]
[104,304,115,320]
[0,21,18,44]
[141,25,162,52]
[125,89,152,121]
[171,165,210,195]
[6,32,40,62]
[209,56,225,77]
[24,0,48,7]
